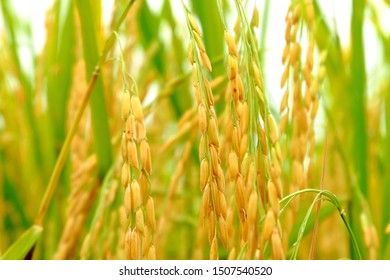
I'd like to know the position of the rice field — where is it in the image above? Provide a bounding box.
[1,0,390,260]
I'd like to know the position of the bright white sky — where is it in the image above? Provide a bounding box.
[0,0,388,108]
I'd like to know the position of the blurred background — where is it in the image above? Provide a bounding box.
[1,0,390,259]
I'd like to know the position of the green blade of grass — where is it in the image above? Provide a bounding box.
[350,0,368,198]
[75,0,113,177]
[0,225,43,260]
[45,0,75,146]
[349,0,368,259]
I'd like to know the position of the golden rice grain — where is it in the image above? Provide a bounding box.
[147,244,156,260]
[142,226,150,256]
[198,104,207,133]
[125,230,131,259]
[209,144,219,175]
[228,248,236,260]
[232,126,241,154]
[224,31,238,56]
[280,90,289,113]
[121,162,130,188]
[124,186,131,217]
[130,230,140,260]
[192,66,199,87]
[258,126,268,154]
[127,140,139,169]
[146,196,156,232]
[228,55,238,80]
[216,165,225,192]
[236,74,244,101]
[210,236,218,260]
[188,14,201,36]
[126,115,137,140]
[292,4,301,24]
[131,95,144,122]
[268,114,278,144]
[205,79,215,105]
[290,42,301,65]
[262,210,275,242]
[200,49,212,72]
[240,133,248,160]
[241,153,251,179]
[280,66,289,89]
[135,208,145,233]
[218,191,228,219]
[252,62,263,90]
[201,184,210,217]
[140,140,152,174]
[188,42,195,65]
[219,217,228,248]
[228,150,239,179]
[208,117,219,147]
[285,18,292,42]
[310,97,319,120]
[271,229,284,260]
[246,162,256,190]
[131,180,142,210]
[193,32,205,52]
[139,171,149,203]
[268,181,280,216]
[235,176,246,211]
[208,210,216,243]
[247,191,258,225]
[137,120,147,140]
[200,158,209,191]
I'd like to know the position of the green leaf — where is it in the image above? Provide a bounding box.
[1,225,43,260]
[75,0,113,177]
[45,0,75,145]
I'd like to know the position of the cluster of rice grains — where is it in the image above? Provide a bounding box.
[183,0,287,259]
[54,60,99,260]
[223,0,285,260]
[184,8,229,260]
[279,0,325,254]
[121,88,156,260]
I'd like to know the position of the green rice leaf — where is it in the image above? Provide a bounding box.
[75,0,113,177]
[0,225,43,260]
